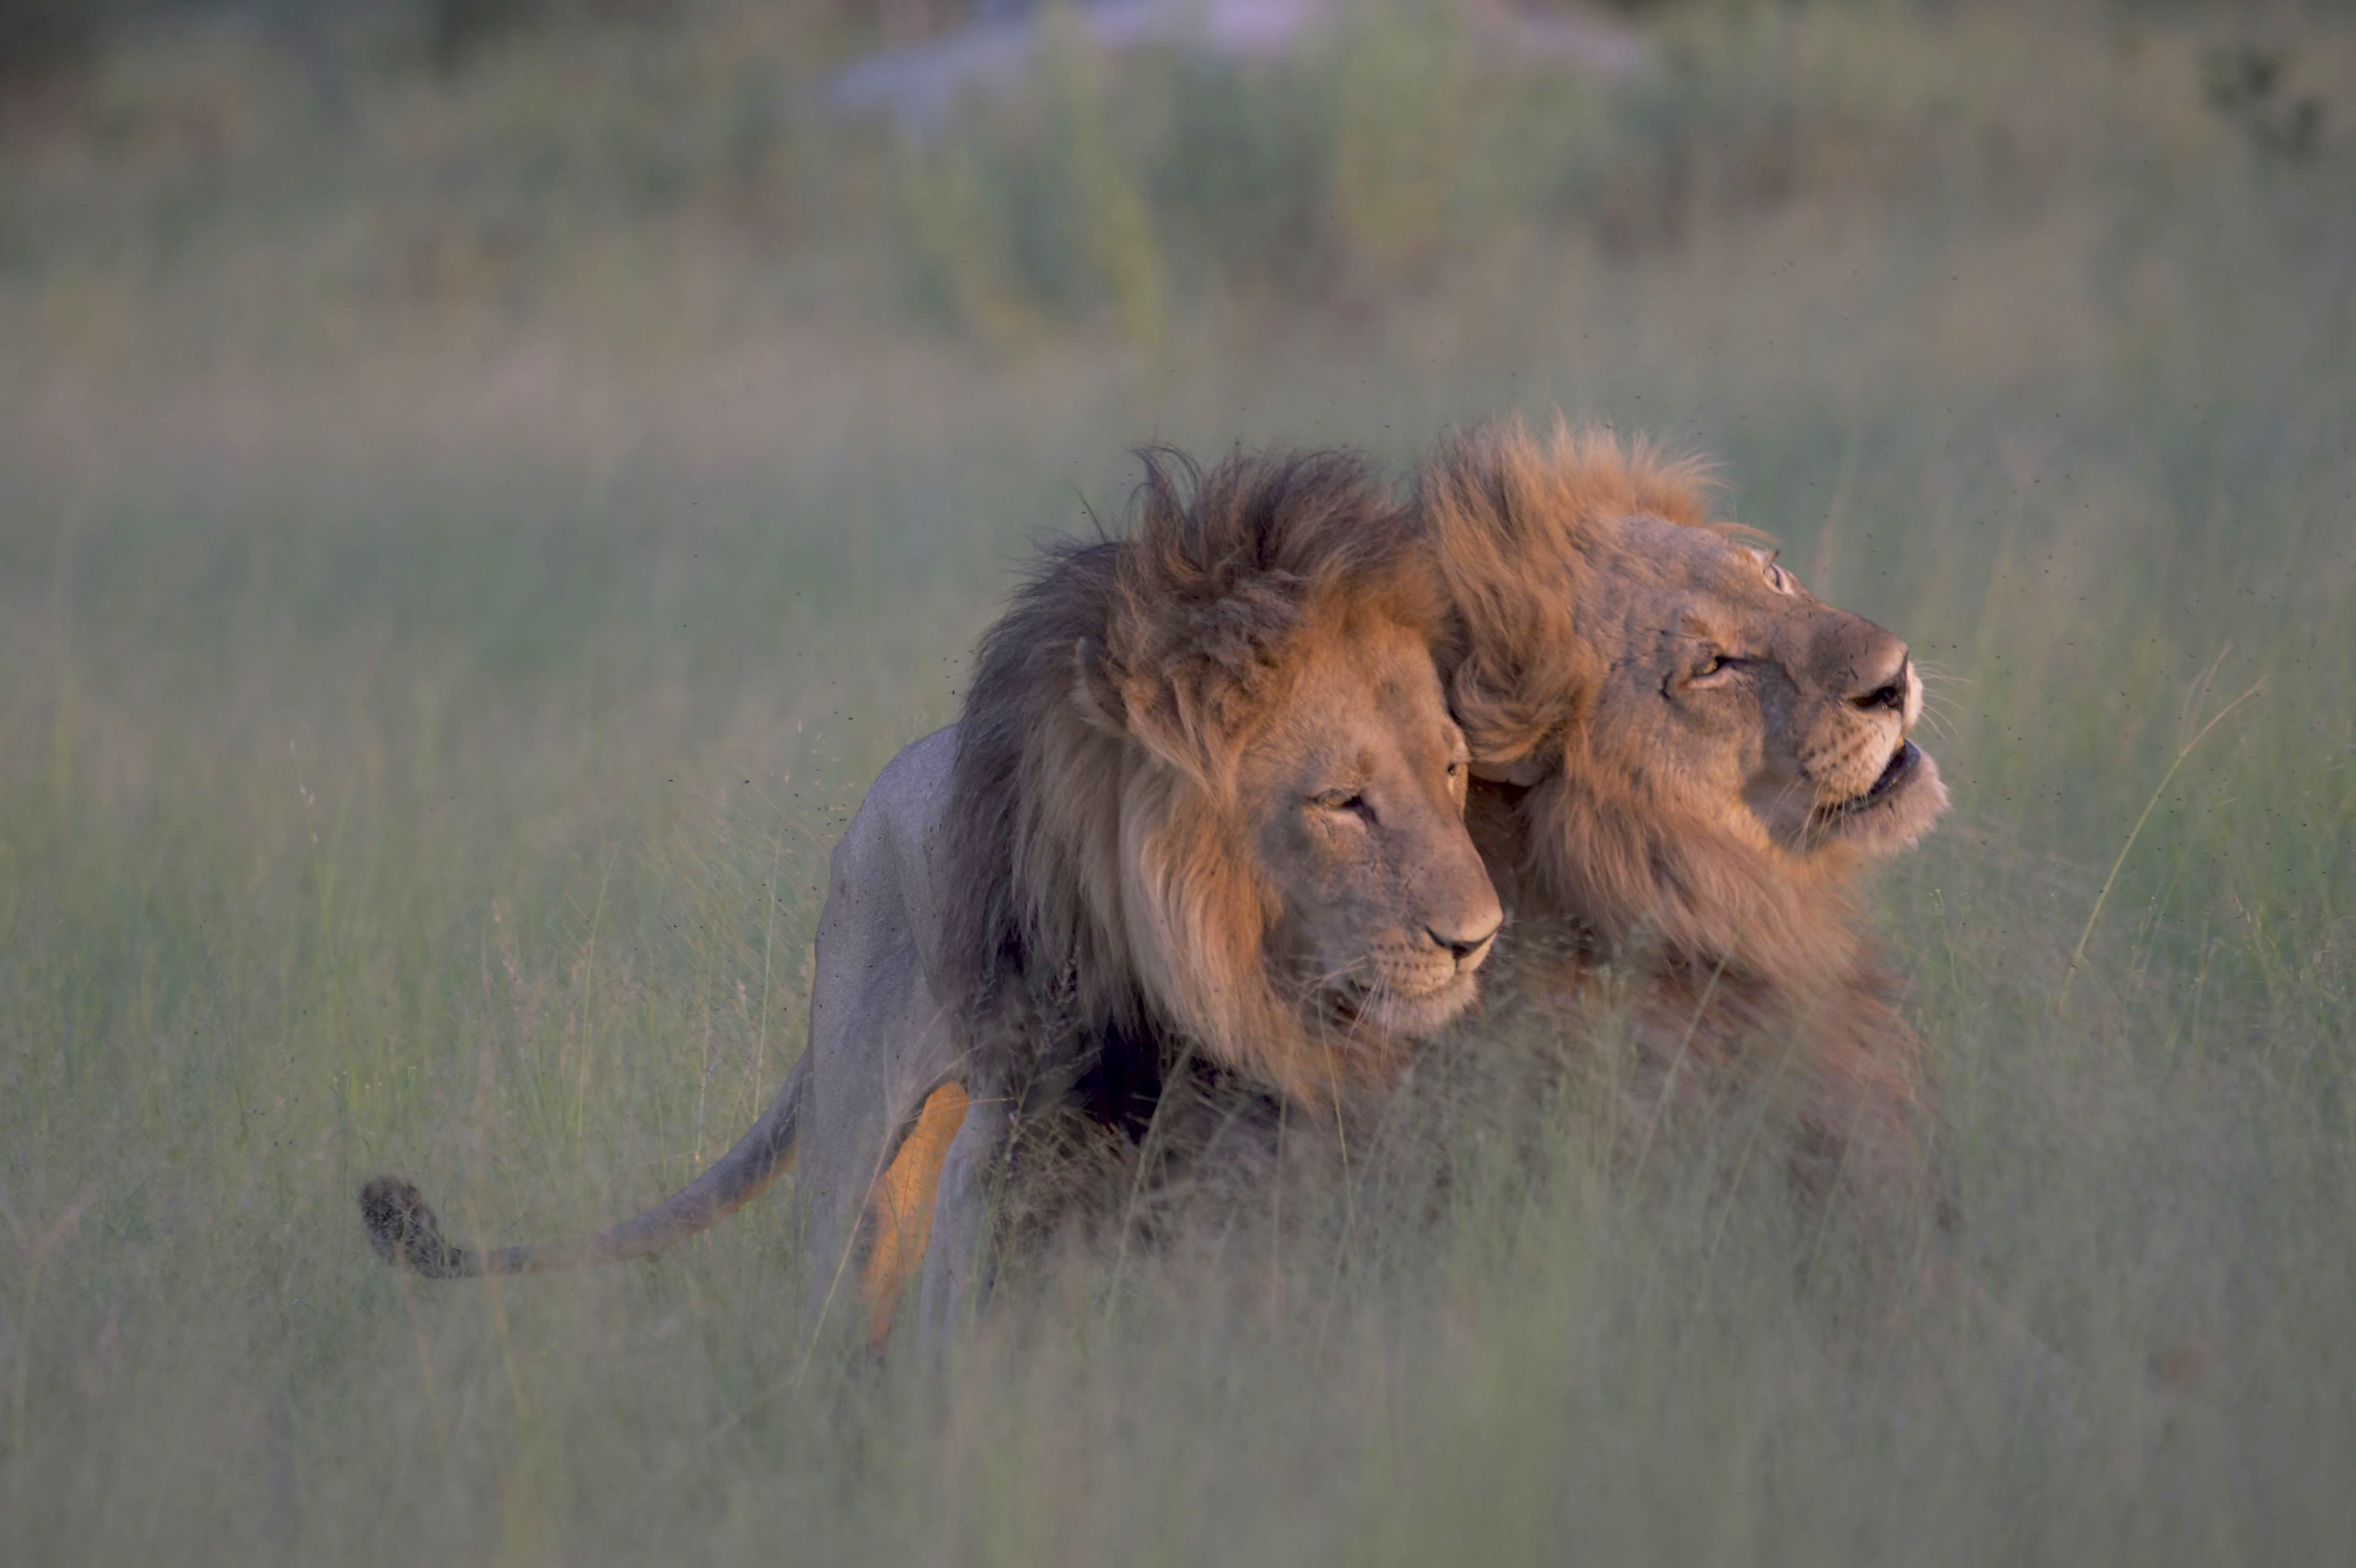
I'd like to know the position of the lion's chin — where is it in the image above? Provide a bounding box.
[1810,741,1948,854]
[1325,969,1481,1041]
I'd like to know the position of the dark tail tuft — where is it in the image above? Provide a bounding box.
[359,1176,471,1277]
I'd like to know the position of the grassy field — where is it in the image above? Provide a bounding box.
[3,3,2354,1563]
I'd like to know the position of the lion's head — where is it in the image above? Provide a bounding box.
[945,447,1502,1112]
[1425,419,1947,983]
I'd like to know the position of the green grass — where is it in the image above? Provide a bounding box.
[3,3,2355,1563]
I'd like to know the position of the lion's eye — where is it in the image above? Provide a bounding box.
[1691,651,1739,683]
[1765,561,1794,594]
[1310,789,1366,815]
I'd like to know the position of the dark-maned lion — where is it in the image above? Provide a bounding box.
[1422,418,1950,1227]
[361,446,1501,1344]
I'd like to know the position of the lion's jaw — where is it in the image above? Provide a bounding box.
[1123,612,1501,1098]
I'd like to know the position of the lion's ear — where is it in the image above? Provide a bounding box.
[1123,669,1221,781]
[1075,639,1213,775]
[1075,636,1235,785]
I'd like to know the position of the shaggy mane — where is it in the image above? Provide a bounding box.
[1422,417,1721,786]
[940,446,1449,1121]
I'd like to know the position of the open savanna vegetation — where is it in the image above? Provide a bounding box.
[2,1,2351,1562]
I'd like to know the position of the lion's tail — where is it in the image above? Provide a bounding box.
[359,1053,809,1277]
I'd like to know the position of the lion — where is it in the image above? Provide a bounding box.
[1419,419,2225,1400]
[361,446,1503,1345]
[1419,418,1951,1229]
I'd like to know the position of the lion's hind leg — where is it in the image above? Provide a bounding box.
[861,1081,971,1347]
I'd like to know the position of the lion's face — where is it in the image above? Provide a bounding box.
[1237,613,1504,1041]
[1543,512,1947,862]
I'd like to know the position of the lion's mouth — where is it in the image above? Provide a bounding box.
[1813,740,1920,823]
[1322,968,1479,1038]
[1865,739,1920,803]
[1805,739,1952,853]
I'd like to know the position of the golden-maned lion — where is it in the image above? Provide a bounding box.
[361,447,1502,1343]
[1422,418,1950,1227]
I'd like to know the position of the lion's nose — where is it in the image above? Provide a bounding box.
[1429,917,1502,969]
[1848,644,1911,715]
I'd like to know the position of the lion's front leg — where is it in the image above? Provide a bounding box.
[917,1085,1012,1357]
[859,1079,969,1347]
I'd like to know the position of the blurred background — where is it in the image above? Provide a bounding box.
[2,2,2352,1563]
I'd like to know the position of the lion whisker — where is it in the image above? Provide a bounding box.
[1292,956,1384,1033]
[1917,702,1963,742]
[1302,954,1374,995]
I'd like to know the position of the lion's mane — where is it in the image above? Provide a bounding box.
[939,447,1452,1125]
